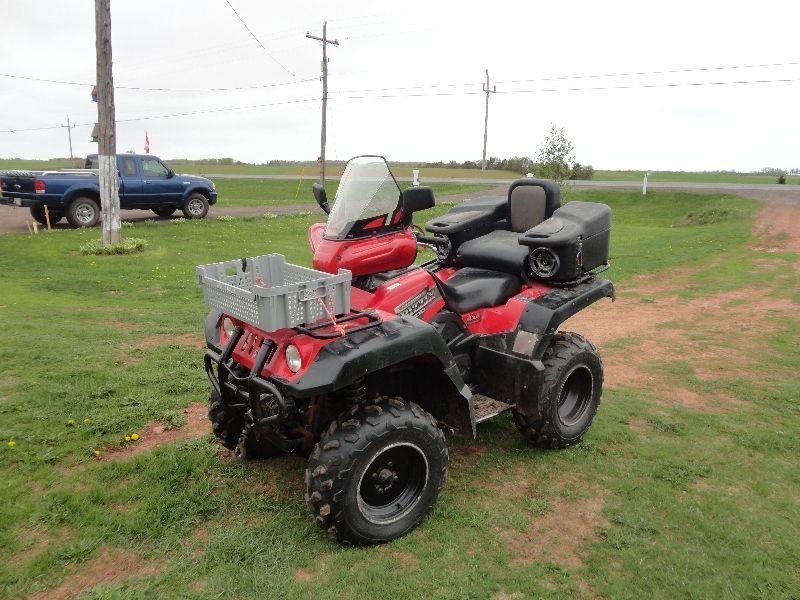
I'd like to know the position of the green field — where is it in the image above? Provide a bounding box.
[2,189,797,598]
[4,157,797,185]
[214,178,496,207]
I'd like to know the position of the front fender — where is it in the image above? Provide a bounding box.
[183,185,214,202]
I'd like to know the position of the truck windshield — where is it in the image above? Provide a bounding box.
[325,156,401,239]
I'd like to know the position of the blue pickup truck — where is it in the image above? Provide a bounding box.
[0,154,217,227]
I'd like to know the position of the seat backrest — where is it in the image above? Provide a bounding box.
[507,179,561,232]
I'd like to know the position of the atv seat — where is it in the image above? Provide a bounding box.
[432,268,521,314]
[456,179,561,275]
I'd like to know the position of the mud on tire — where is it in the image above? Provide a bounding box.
[306,396,448,545]
[513,332,602,449]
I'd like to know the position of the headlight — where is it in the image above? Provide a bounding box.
[222,317,236,338]
[285,344,302,373]
[210,182,216,191]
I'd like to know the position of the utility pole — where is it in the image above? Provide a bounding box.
[306,22,339,185]
[61,115,74,160]
[481,69,496,172]
[95,0,121,245]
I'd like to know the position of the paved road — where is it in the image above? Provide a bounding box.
[199,172,800,193]
[1,182,798,236]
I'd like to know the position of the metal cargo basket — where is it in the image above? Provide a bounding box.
[196,253,351,332]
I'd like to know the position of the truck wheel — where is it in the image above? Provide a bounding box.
[152,207,176,218]
[306,397,448,545]
[182,194,209,219]
[66,196,101,228]
[207,389,282,458]
[30,205,63,225]
[513,332,602,449]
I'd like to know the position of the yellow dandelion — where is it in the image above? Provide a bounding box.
[93,449,101,457]
[130,433,140,441]
[7,440,16,448]
[66,419,75,426]
[124,435,131,443]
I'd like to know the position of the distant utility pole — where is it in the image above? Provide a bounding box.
[481,69,496,172]
[306,21,339,185]
[61,115,74,160]
[95,0,121,245]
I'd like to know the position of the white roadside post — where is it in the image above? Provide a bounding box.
[642,171,650,196]
[412,169,420,187]
[95,0,121,245]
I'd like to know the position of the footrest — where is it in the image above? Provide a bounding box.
[473,394,514,423]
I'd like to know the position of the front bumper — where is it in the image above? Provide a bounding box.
[204,325,289,431]
[204,327,293,453]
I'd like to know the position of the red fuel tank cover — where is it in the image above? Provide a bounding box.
[312,228,417,276]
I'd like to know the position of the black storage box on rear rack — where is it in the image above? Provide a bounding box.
[518,201,611,283]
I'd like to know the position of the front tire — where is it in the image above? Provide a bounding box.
[30,205,63,225]
[306,397,448,545]
[513,332,602,449]
[66,196,101,228]
[182,193,209,219]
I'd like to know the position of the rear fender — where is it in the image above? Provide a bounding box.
[473,277,614,417]
[63,183,101,206]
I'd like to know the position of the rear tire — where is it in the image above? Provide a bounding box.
[30,205,63,225]
[152,207,176,217]
[306,397,448,545]
[66,196,100,228]
[182,193,209,219]
[513,332,602,449]
[207,389,282,458]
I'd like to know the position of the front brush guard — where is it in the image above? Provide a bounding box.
[205,327,289,455]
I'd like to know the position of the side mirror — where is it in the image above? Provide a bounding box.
[312,183,330,214]
[167,168,175,178]
[401,186,435,214]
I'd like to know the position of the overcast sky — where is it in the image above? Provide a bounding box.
[1,0,799,170]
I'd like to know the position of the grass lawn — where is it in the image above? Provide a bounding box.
[4,158,798,185]
[593,169,800,185]
[214,178,497,207]
[1,190,798,598]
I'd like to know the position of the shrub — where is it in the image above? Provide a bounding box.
[79,237,147,255]
[777,174,786,184]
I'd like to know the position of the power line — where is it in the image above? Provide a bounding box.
[3,75,799,134]
[223,0,295,77]
[330,75,800,99]
[0,72,316,93]
[0,96,320,133]
[496,59,800,85]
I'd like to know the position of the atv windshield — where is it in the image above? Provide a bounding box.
[325,156,402,239]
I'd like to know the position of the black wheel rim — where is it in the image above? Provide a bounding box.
[357,443,428,524]
[557,365,593,426]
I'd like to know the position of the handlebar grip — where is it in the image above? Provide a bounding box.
[416,234,446,245]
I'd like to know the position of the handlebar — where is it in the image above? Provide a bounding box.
[415,233,447,246]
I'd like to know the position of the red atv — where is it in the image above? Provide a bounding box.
[199,155,613,545]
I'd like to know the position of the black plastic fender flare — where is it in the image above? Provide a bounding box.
[518,277,615,360]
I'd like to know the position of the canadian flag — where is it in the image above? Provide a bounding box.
[144,131,150,154]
